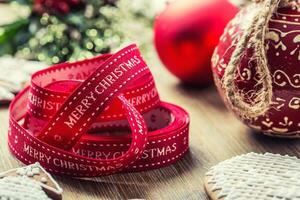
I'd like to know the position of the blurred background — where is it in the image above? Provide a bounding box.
[0,0,238,102]
[4,2,300,200]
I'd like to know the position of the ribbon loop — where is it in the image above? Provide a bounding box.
[8,44,190,177]
[37,44,149,149]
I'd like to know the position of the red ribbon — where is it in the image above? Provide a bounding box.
[8,44,190,177]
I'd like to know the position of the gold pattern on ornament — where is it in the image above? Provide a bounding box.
[273,70,300,88]
[268,28,300,37]
[265,30,285,56]
[292,35,300,60]
[288,97,300,109]
[271,127,289,133]
[279,116,293,127]
[271,97,285,111]
[249,124,262,130]
[238,67,252,81]
[266,28,300,59]
[290,44,300,58]
[211,52,219,69]
[220,16,238,42]
[216,58,227,73]
[266,31,280,43]
[261,117,293,134]
[215,32,241,73]
[227,26,237,39]
[274,41,287,51]
[270,18,300,25]
[262,117,273,127]
[276,12,300,17]
[271,117,293,133]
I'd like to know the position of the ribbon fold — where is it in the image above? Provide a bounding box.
[8,44,190,177]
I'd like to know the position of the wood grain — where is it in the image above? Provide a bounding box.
[2,3,300,200]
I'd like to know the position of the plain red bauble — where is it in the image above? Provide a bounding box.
[154,0,238,86]
[212,5,300,137]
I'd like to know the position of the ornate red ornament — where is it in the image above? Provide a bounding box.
[154,0,238,86]
[212,3,300,137]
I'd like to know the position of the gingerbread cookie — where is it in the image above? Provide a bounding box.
[205,153,300,200]
[0,163,62,200]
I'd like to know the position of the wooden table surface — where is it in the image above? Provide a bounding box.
[1,3,300,200]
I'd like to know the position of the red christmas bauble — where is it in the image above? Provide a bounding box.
[212,3,300,137]
[154,0,238,86]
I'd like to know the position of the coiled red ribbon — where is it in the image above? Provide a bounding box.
[8,44,189,177]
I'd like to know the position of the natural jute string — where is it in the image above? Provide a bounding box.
[222,0,293,119]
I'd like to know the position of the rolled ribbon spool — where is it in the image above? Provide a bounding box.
[8,44,190,177]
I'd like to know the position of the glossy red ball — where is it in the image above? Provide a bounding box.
[154,0,238,86]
